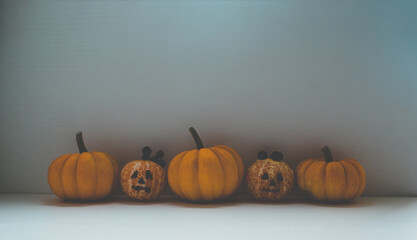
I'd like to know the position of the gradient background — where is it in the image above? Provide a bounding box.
[1,0,416,195]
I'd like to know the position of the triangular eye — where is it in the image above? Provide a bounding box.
[131,171,138,178]
[262,172,269,180]
[277,173,283,182]
[145,170,153,180]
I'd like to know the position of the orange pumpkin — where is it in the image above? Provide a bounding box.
[47,132,119,201]
[296,146,366,202]
[120,147,166,201]
[168,127,244,202]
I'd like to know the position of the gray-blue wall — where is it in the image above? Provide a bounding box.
[1,0,416,195]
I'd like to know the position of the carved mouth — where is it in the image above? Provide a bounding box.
[132,185,151,193]
[262,188,280,193]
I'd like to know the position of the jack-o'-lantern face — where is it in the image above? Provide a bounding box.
[247,151,294,201]
[131,169,154,193]
[120,147,166,201]
[260,170,284,194]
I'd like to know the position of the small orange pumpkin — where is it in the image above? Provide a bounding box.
[168,127,244,202]
[48,132,119,201]
[296,146,366,202]
[120,147,166,201]
[247,151,294,201]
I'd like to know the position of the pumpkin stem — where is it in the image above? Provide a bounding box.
[76,131,88,153]
[322,145,334,162]
[189,127,204,149]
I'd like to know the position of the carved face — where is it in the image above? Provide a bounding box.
[130,169,154,193]
[260,170,284,194]
[247,151,294,201]
[120,161,166,201]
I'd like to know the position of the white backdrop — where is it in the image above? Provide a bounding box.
[1,0,416,195]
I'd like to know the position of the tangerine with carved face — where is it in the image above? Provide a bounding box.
[247,151,294,201]
[120,147,166,201]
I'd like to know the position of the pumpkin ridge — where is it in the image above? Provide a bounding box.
[325,162,346,201]
[168,151,188,199]
[341,160,360,199]
[74,154,80,199]
[179,150,200,201]
[340,162,349,200]
[90,152,99,198]
[295,159,313,190]
[344,159,365,197]
[175,153,187,199]
[58,154,72,199]
[352,159,366,197]
[312,162,327,200]
[62,154,79,199]
[92,152,114,199]
[48,154,69,199]
[192,151,202,201]
[198,148,225,201]
[303,160,317,192]
[105,152,119,191]
[323,161,327,200]
[195,151,201,200]
[209,147,231,196]
[215,145,244,187]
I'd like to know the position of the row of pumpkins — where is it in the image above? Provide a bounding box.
[48,127,366,203]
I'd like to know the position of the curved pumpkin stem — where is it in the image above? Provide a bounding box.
[322,145,334,163]
[76,131,88,153]
[189,127,204,149]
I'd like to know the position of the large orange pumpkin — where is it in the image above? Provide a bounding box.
[168,127,244,202]
[48,132,119,201]
[296,146,366,202]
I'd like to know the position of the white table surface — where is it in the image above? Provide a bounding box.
[0,194,416,240]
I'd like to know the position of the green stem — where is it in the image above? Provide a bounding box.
[189,127,204,149]
[322,145,334,163]
[76,131,88,153]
